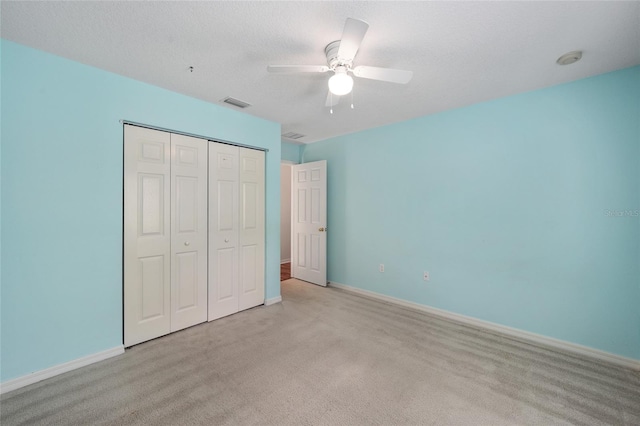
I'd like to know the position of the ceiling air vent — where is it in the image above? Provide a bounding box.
[282,132,306,140]
[221,97,251,109]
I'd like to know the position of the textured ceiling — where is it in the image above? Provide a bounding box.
[2,1,639,144]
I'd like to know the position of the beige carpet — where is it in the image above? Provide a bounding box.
[1,278,639,425]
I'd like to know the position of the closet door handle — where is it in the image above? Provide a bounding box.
[184,241,190,246]
[225,238,230,243]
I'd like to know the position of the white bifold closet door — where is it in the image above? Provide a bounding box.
[208,143,265,321]
[124,125,208,347]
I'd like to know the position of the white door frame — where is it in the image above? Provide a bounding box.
[280,160,297,266]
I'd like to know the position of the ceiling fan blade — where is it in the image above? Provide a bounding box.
[337,18,369,62]
[325,91,341,107]
[352,66,413,84]
[267,65,329,73]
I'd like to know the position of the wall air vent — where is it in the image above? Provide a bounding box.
[221,97,251,109]
[282,132,306,140]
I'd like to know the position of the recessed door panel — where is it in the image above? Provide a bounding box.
[218,153,234,169]
[175,251,197,311]
[217,248,236,300]
[243,157,257,173]
[311,188,321,224]
[175,176,197,234]
[242,182,257,230]
[176,146,198,167]
[140,255,166,321]
[138,174,164,236]
[310,235,321,271]
[298,189,307,223]
[218,181,235,231]
[139,141,164,163]
[240,244,257,293]
[297,234,307,267]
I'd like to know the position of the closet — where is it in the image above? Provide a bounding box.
[123,124,265,347]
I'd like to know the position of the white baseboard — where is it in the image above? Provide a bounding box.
[280,259,291,264]
[329,282,640,371]
[265,295,282,306]
[0,345,125,395]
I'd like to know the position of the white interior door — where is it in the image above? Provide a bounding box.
[291,160,327,286]
[170,134,208,332]
[238,148,265,310]
[124,125,171,346]
[208,143,240,321]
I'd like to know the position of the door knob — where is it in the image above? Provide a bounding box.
[225,238,230,243]
[318,227,325,232]
[184,241,190,246]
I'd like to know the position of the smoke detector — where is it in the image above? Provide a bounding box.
[557,51,583,66]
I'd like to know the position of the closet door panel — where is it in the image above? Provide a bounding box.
[170,134,208,332]
[218,181,236,230]
[175,176,198,232]
[209,143,240,321]
[175,251,198,309]
[139,255,166,320]
[216,247,236,299]
[124,125,171,347]
[240,245,258,293]
[238,148,265,311]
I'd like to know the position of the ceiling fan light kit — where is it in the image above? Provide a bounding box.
[268,18,413,110]
[328,66,354,95]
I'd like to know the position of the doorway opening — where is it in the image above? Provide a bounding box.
[280,162,293,281]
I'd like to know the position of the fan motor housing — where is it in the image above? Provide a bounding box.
[325,40,352,69]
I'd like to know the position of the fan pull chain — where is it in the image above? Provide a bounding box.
[330,92,334,114]
[350,89,354,109]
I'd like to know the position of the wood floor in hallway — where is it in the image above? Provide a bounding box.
[280,262,290,281]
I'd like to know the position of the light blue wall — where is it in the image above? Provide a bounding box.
[0,39,3,339]
[303,66,640,360]
[281,141,302,163]
[0,40,281,382]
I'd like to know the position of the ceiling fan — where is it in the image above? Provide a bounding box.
[267,18,413,108]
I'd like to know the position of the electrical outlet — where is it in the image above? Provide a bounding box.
[379,264,385,273]
[423,271,430,281]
